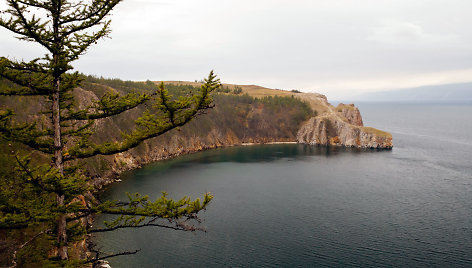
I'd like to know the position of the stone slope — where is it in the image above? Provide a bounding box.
[295,93,392,149]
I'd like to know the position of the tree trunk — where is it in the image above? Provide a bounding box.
[51,1,68,259]
[53,74,68,260]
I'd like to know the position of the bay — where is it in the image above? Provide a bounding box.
[95,103,472,267]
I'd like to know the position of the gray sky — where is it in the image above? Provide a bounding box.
[1,0,472,99]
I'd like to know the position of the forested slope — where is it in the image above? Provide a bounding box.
[0,75,315,191]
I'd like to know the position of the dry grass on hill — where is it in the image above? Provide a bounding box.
[159,81,391,139]
[361,127,393,138]
[158,81,330,114]
[158,81,296,97]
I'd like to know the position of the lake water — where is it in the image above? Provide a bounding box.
[95,103,472,267]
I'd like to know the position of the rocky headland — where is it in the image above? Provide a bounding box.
[295,94,393,149]
[88,81,393,189]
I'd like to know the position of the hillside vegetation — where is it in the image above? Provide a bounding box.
[0,74,316,185]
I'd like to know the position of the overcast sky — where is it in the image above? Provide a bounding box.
[1,0,472,99]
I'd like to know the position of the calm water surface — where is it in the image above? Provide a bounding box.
[96,103,472,267]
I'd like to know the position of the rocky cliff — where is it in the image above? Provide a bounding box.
[336,103,364,126]
[295,96,392,149]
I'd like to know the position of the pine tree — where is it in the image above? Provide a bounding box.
[0,0,217,266]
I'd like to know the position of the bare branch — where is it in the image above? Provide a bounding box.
[85,249,140,265]
[2,0,53,52]
[89,222,187,233]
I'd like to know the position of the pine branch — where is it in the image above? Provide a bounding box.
[0,111,54,154]
[15,1,45,9]
[61,0,121,36]
[62,120,93,137]
[88,222,186,233]
[64,91,152,121]
[64,21,112,62]
[66,72,219,159]
[0,57,52,96]
[1,0,54,52]
[60,0,111,24]
[85,249,140,265]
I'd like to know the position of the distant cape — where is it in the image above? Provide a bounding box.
[351,82,472,103]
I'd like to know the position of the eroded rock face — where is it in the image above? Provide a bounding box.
[297,103,392,149]
[336,103,363,126]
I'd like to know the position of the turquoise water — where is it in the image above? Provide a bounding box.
[95,103,472,267]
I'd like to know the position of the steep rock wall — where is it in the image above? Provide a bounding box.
[336,103,364,126]
[297,116,392,148]
[296,99,392,149]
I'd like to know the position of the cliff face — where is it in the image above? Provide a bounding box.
[337,103,363,126]
[297,116,393,148]
[295,97,393,149]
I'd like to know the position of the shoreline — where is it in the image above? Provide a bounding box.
[95,139,300,190]
[88,139,392,265]
[241,141,298,146]
[88,139,300,264]
[100,139,390,189]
